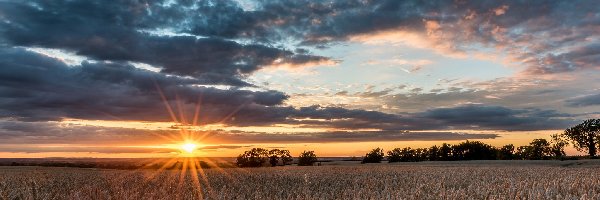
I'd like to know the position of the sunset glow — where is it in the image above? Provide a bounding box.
[181,143,197,153]
[0,0,598,159]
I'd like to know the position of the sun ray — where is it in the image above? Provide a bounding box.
[136,84,236,199]
[192,95,202,127]
[189,159,207,199]
[154,80,179,124]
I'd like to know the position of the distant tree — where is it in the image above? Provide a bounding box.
[517,139,551,160]
[298,151,318,166]
[497,144,515,160]
[427,145,440,161]
[415,148,428,161]
[451,140,497,160]
[550,133,569,159]
[236,148,269,167]
[268,149,280,167]
[279,150,293,165]
[515,145,531,160]
[387,148,403,163]
[399,148,416,162]
[362,148,384,163]
[439,143,453,161]
[387,147,424,162]
[563,119,600,157]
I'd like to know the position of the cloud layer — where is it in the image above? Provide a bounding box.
[0,0,597,154]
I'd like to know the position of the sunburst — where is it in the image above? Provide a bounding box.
[131,82,251,199]
[181,142,197,153]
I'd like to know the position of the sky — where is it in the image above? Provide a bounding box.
[0,0,599,158]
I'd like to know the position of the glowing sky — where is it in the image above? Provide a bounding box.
[0,0,599,157]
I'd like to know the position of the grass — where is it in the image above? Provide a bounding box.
[0,160,599,199]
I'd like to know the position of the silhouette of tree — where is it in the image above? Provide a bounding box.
[439,143,453,161]
[563,119,600,157]
[415,148,428,161]
[387,148,403,162]
[427,145,440,161]
[497,144,515,160]
[451,140,497,160]
[298,150,318,166]
[279,150,293,165]
[268,149,280,167]
[514,145,530,160]
[236,148,269,167]
[362,148,384,163]
[388,147,411,162]
[550,133,569,159]
[517,139,551,160]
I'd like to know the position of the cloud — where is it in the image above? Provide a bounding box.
[0,120,497,147]
[176,0,600,75]
[3,0,596,77]
[420,104,575,131]
[0,146,174,154]
[0,1,332,84]
[0,47,290,122]
[565,94,600,107]
[205,130,498,143]
[0,0,593,149]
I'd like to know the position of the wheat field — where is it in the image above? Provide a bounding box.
[1,161,600,200]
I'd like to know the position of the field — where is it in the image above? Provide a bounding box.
[1,160,600,199]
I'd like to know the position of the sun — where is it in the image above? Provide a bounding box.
[181,143,197,153]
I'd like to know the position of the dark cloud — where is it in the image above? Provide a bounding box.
[0,47,289,122]
[0,120,497,146]
[4,0,599,75]
[0,0,331,83]
[0,146,174,154]
[565,94,600,107]
[184,0,600,74]
[231,104,576,131]
[0,47,578,130]
[0,144,249,154]
[205,130,498,144]
[421,104,575,131]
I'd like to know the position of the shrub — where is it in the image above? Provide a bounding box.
[362,148,384,163]
[298,151,318,166]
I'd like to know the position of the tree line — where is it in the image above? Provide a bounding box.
[237,119,600,167]
[363,119,599,163]
[362,137,567,163]
[236,148,318,167]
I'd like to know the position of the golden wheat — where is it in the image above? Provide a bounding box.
[0,162,599,199]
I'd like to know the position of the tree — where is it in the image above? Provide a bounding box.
[497,144,515,160]
[439,143,453,161]
[298,151,318,166]
[563,119,600,157]
[236,148,269,167]
[530,139,552,160]
[362,148,384,163]
[515,145,531,160]
[387,148,403,163]
[268,149,279,167]
[267,149,293,167]
[415,148,428,161]
[427,145,440,161]
[451,140,497,160]
[279,150,293,165]
[517,139,551,160]
[387,147,419,162]
[550,133,569,159]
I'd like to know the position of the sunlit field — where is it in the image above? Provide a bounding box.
[1,160,599,199]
